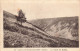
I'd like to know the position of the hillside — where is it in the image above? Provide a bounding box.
[30,17,79,41]
[3,10,79,47]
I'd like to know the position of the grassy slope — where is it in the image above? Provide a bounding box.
[4,17,79,47]
[3,11,79,47]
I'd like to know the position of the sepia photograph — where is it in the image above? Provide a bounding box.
[1,0,80,51]
[3,9,79,48]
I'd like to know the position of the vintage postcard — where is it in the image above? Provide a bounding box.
[0,0,80,51]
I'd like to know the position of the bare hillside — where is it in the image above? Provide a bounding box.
[30,17,79,41]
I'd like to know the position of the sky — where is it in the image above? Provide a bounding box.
[1,0,80,20]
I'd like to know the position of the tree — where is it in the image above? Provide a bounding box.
[17,9,26,25]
